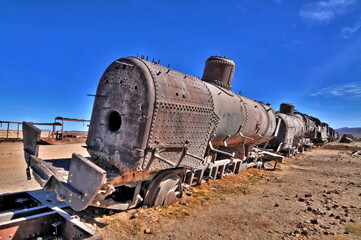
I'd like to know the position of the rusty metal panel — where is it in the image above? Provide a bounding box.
[239,98,272,143]
[202,56,235,90]
[295,112,316,139]
[65,154,106,211]
[86,57,155,172]
[206,84,246,146]
[22,122,41,160]
[140,60,216,170]
[270,112,306,151]
[202,82,277,159]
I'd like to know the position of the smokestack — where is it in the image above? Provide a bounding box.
[202,56,235,90]
[279,103,295,115]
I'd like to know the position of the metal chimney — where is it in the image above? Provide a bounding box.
[279,103,295,115]
[202,56,235,90]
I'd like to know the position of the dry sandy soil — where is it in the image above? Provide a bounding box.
[0,130,88,139]
[0,142,89,193]
[0,141,360,239]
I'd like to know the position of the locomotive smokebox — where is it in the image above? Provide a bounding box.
[279,103,295,115]
[202,56,235,90]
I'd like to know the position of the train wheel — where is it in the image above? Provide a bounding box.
[144,171,183,207]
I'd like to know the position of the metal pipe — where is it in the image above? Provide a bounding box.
[273,117,281,137]
[223,135,231,147]
[153,151,176,167]
[185,152,204,162]
[246,161,263,169]
[257,133,271,140]
[86,94,107,99]
[276,142,283,153]
[247,162,257,168]
[208,141,235,158]
[262,139,270,151]
[61,119,64,141]
[239,131,253,141]
[6,123,9,140]
[238,125,254,141]
[52,124,55,139]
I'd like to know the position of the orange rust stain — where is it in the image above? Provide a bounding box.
[0,225,19,239]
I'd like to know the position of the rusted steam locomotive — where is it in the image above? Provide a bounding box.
[268,103,337,155]
[22,56,338,211]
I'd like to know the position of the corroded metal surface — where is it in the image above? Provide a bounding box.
[269,104,306,151]
[294,112,316,139]
[202,56,235,90]
[207,83,277,159]
[22,56,283,210]
[0,190,101,240]
[140,59,216,170]
[86,57,155,172]
[279,103,295,115]
[86,56,279,172]
[308,116,329,144]
[22,55,340,212]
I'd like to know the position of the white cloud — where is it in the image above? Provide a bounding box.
[340,22,361,38]
[311,82,361,98]
[300,0,356,23]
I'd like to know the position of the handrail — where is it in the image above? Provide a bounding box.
[208,141,235,158]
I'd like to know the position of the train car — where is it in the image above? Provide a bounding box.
[268,103,306,156]
[294,111,317,149]
[22,56,282,211]
[328,127,334,141]
[308,116,329,145]
[267,104,339,155]
[330,128,340,142]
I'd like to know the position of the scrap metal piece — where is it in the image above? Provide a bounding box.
[22,122,41,160]
[143,59,215,170]
[23,122,41,180]
[0,190,101,240]
[22,124,107,211]
[352,150,360,157]
[340,134,353,143]
[64,154,107,211]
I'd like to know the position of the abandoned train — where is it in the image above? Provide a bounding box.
[22,56,339,211]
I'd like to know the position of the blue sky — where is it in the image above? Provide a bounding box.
[0,0,360,131]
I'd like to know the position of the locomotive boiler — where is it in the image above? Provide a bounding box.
[267,102,340,155]
[22,56,281,211]
[86,56,278,172]
[308,116,329,145]
[294,111,317,148]
[268,103,306,155]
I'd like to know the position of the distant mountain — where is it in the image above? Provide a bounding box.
[336,127,361,137]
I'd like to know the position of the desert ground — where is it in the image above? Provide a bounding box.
[0,129,54,140]
[0,141,360,239]
[0,142,89,193]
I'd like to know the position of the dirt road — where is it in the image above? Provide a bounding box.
[92,142,361,239]
[0,141,360,239]
[0,142,88,194]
